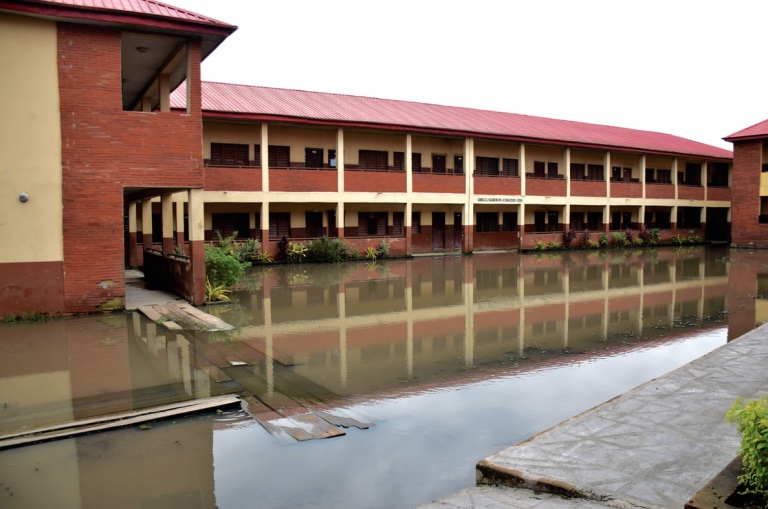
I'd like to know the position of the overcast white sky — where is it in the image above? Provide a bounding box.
[171,0,767,150]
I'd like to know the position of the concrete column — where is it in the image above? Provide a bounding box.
[605,151,611,199]
[159,74,170,113]
[520,143,526,197]
[187,188,206,305]
[518,203,525,249]
[128,201,139,267]
[672,157,679,201]
[405,202,413,254]
[261,124,270,192]
[564,147,571,199]
[141,96,152,112]
[161,193,174,256]
[464,137,475,252]
[406,133,413,194]
[141,198,153,247]
[261,201,270,254]
[337,201,345,239]
[175,198,185,248]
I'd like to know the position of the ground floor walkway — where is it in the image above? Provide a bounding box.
[418,322,768,508]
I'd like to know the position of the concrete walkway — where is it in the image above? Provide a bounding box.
[419,323,768,509]
[124,269,185,311]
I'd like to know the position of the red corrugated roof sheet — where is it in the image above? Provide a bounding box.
[176,82,731,159]
[724,118,768,141]
[3,0,233,29]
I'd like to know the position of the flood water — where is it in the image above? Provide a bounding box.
[1,246,766,509]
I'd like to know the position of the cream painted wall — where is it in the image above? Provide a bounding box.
[570,149,605,166]
[646,155,674,170]
[268,126,337,163]
[344,131,405,165]
[0,14,63,263]
[524,145,563,174]
[474,140,520,160]
[203,122,262,160]
[412,135,463,170]
[611,152,639,177]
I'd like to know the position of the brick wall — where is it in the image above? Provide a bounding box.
[270,169,337,192]
[526,178,567,196]
[205,167,262,191]
[58,24,204,312]
[344,171,406,192]
[474,176,520,195]
[412,174,466,193]
[731,139,767,245]
[571,180,608,197]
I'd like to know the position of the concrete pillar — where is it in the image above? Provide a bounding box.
[141,198,153,247]
[406,133,413,194]
[605,151,611,199]
[261,201,270,254]
[187,188,206,304]
[175,198,185,248]
[159,73,170,113]
[464,137,475,252]
[337,128,345,193]
[261,124,270,192]
[161,193,174,256]
[128,201,139,267]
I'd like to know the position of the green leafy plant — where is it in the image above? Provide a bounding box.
[533,240,548,251]
[286,242,308,263]
[205,277,231,302]
[673,234,687,246]
[306,236,352,263]
[631,237,645,247]
[688,235,703,244]
[365,246,378,260]
[205,241,250,288]
[612,232,629,247]
[580,230,591,247]
[586,239,601,249]
[562,229,577,247]
[378,239,391,258]
[253,251,273,264]
[599,234,609,247]
[726,395,768,498]
[173,245,186,256]
[237,237,261,262]
[547,240,562,250]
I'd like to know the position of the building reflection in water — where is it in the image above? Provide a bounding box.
[2,246,768,509]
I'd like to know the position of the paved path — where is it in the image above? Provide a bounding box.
[419,323,768,508]
[125,269,185,311]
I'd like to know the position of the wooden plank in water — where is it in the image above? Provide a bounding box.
[0,395,241,450]
[163,320,182,330]
[238,338,295,367]
[281,413,345,440]
[177,303,235,331]
[311,409,374,430]
[138,305,163,322]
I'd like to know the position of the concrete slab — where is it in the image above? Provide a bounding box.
[419,324,768,509]
[125,269,185,311]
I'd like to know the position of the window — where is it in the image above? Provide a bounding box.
[393,212,405,235]
[359,150,388,171]
[269,212,290,238]
[571,163,586,180]
[587,164,604,181]
[305,212,323,237]
[547,162,558,179]
[656,211,671,229]
[762,164,768,173]
[657,169,671,184]
[476,156,499,176]
[305,148,324,169]
[454,155,464,174]
[644,211,654,226]
[211,143,248,166]
[268,145,290,168]
[587,212,601,230]
[533,161,546,178]
[432,154,446,173]
[393,152,405,172]
[502,212,518,232]
[412,211,421,234]
[645,167,655,183]
[570,212,584,230]
[358,212,387,235]
[212,212,249,239]
[412,153,422,172]
[329,149,337,168]
[502,158,519,177]
[476,212,499,233]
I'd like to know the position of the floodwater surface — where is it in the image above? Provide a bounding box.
[1,246,765,509]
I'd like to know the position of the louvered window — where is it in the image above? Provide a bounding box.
[587,164,605,181]
[393,152,405,172]
[412,153,422,172]
[476,213,498,233]
[547,162,558,178]
[212,213,249,240]
[533,161,546,178]
[476,156,499,176]
[393,212,405,235]
[211,143,248,166]
[412,212,421,234]
[645,167,655,183]
[358,212,387,235]
[305,212,323,237]
[268,145,290,168]
[587,212,601,230]
[570,212,585,231]
[502,212,518,231]
[359,150,388,171]
[269,212,291,238]
[502,158,519,177]
[253,144,262,167]
[657,169,671,184]
[571,163,586,180]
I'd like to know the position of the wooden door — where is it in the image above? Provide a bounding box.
[432,212,445,249]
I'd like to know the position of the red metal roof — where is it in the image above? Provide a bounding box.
[177,82,732,160]
[724,118,768,142]
[0,0,235,32]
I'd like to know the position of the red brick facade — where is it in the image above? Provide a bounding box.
[731,140,766,246]
[58,24,204,312]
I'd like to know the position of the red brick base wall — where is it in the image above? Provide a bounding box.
[0,261,65,316]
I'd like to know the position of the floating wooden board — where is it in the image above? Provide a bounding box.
[311,409,374,430]
[0,395,241,450]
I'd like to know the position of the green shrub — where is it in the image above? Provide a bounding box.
[236,238,261,263]
[612,232,628,247]
[688,235,703,244]
[586,239,601,249]
[631,237,645,246]
[286,242,308,263]
[599,234,609,247]
[533,240,548,251]
[365,246,378,260]
[378,239,391,258]
[650,228,660,245]
[726,395,768,498]
[673,234,686,246]
[306,236,351,263]
[205,243,250,288]
[547,240,562,250]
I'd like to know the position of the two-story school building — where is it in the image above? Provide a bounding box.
[0,0,734,317]
[141,81,731,263]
